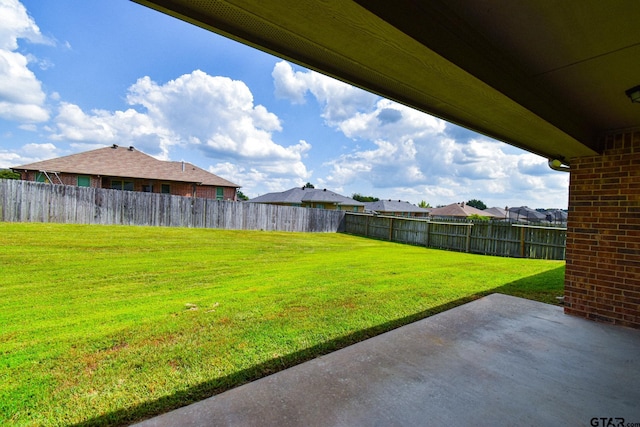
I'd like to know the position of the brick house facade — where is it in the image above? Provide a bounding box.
[565,130,640,328]
[13,145,240,201]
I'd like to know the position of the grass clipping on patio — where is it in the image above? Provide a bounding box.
[0,223,564,426]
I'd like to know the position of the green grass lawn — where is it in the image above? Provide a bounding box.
[0,223,565,426]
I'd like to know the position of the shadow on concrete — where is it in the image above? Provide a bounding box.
[73,267,565,426]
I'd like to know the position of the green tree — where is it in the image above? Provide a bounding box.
[236,190,249,201]
[467,199,487,210]
[0,169,20,180]
[304,182,315,188]
[352,193,379,202]
[418,200,431,208]
[467,213,490,221]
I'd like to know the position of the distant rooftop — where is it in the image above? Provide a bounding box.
[249,187,364,206]
[13,145,240,188]
[430,202,495,218]
[364,200,430,213]
[484,207,507,219]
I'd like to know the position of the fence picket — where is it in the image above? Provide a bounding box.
[0,180,566,259]
[0,180,345,233]
[344,213,565,260]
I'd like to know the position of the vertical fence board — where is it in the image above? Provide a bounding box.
[343,213,566,260]
[0,180,346,234]
[0,181,564,258]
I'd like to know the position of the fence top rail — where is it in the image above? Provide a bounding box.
[346,213,478,226]
[511,223,567,231]
[346,212,567,230]
[346,212,469,224]
[426,220,474,226]
[345,212,428,222]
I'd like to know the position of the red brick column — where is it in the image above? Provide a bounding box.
[565,130,640,328]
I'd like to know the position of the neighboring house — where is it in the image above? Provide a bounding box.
[484,207,508,220]
[507,206,547,223]
[363,200,430,217]
[429,202,495,220]
[12,145,240,200]
[543,209,568,224]
[248,187,365,212]
[485,206,567,224]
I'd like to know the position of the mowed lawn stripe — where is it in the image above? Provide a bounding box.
[0,223,564,426]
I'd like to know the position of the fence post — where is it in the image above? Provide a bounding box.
[389,217,394,241]
[520,226,526,258]
[465,223,472,253]
[1,180,345,233]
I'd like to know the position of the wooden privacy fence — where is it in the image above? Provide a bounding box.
[344,213,566,260]
[0,180,345,232]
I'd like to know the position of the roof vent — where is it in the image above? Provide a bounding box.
[323,188,327,191]
[111,144,118,149]
[128,146,134,151]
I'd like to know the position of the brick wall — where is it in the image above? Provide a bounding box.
[195,185,237,200]
[565,130,640,328]
[18,171,236,201]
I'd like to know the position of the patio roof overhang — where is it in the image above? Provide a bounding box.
[132,0,640,165]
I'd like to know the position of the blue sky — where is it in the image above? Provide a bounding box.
[0,0,569,208]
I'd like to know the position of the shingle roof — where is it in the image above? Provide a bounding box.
[543,209,568,221]
[507,206,547,221]
[249,187,364,206]
[485,207,507,219]
[302,188,364,205]
[12,145,240,188]
[364,200,430,213]
[429,202,495,217]
[249,187,308,204]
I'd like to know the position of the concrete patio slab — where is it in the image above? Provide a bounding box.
[134,294,640,426]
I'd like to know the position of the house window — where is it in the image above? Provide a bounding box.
[353,207,358,212]
[77,176,90,187]
[316,203,324,209]
[36,172,46,183]
[111,180,134,191]
[216,187,224,200]
[161,184,170,194]
[142,184,153,193]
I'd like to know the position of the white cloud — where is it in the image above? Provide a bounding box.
[0,0,50,123]
[51,102,174,159]
[211,161,311,198]
[0,149,22,168]
[49,70,312,188]
[123,71,310,165]
[330,134,568,208]
[17,123,35,131]
[272,61,308,104]
[272,61,568,208]
[0,0,48,50]
[21,141,57,157]
[272,61,378,124]
[0,142,59,168]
